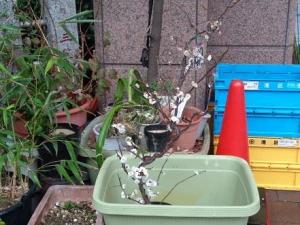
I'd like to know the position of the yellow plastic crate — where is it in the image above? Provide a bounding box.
[214,136,300,190]
[213,136,300,164]
[251,162,300,190]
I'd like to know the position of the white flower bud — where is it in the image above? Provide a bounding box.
[207,55,212,61]
[191,81,198,88]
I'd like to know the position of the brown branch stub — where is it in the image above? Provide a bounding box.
[147,0,164,83]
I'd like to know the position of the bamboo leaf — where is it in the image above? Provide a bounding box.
[56,163,74,184]
[59,10,93,22]
[65,141,76,161]
[45,57,56,75]
[67,161,83,184]
[0,63,11,75]
[60,23,79,43]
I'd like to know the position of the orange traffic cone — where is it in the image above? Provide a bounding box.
[216,80,249,162]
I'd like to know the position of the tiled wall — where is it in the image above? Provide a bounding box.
[93,0,296,107]
[208,0,296,64]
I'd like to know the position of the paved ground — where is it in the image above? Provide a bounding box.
[266,190,300,225]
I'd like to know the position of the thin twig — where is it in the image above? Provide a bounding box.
[161,170,206,203]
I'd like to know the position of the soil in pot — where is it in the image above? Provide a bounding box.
[40,201,96,225]
[0,177,39,225]
[0,180,29,211]
[144,124,171,152]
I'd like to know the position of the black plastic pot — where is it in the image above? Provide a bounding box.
[151,201,171,205]
[0,184,39,225]
[144,124,171,152]
[38,123,80,178]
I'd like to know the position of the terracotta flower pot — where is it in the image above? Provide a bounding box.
[14,98,94,137]
[55,98,92,128]
[162,106,203,150]
[14,116,29,138]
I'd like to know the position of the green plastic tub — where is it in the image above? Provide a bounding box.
[93,155,260,225]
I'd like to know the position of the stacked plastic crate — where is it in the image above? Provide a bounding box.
[214,64,300,190]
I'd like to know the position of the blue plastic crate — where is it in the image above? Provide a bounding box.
[214,64,300,138]
[214,110,300,138]
[215,64,300,110]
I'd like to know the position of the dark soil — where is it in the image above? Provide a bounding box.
[0,182,29,210]
[40,201,97,225]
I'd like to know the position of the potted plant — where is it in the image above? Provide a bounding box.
[0,106,40,225]
[77,69,154,183]
[90,1,263,221]
[91,68,259,224]
[27,185,96,225]
[93,155,260,225]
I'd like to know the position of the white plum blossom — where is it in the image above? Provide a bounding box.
[135,83,140,89]
[112,123,126,134]
[145,179,158,187]
[144,112,154,120]
[149,98,157,105]
[209,20,222,32]
[128,170,134,177]
[137,167,149,180]
[128,166,149,182]
[125,136,133,146]
[130,148,138,157]
[146,189,157,199]
[184,46,204,73]
[191,81,198,88]
[143,92,149,99]
[134,179,140,184]
[171,116,180,124]
[136,198,145,204]
[207,55,212,61]
[183,50,191,57]
[121,191,126,199]
[130,189,138,198]
[122,184,126,189]
[170,102,177,109]
[120,155,127,164]
[176,91,184,98]
[204,34,209,40]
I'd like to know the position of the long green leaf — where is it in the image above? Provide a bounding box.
[45,57,56,75]
[65,141,76,161]
[59,10,93,23]
[95,104,122,167]
[114,79,126,103]
[56,163,74,184]
[67,160,83,184]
